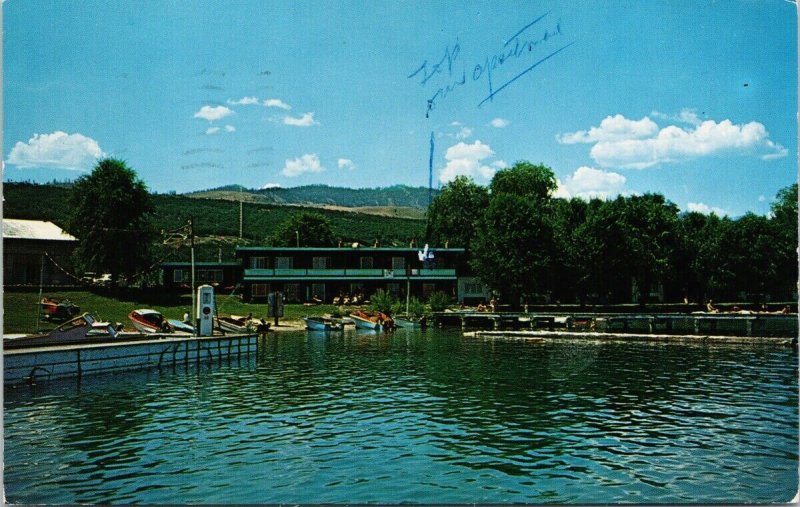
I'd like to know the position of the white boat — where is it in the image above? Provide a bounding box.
[128,309,175,334]
[216,315,270,334]
[167,319,195,334]
[393,314,427,329]
[304,316,344,332]
[5,313,121,349]
[350,310,395,331]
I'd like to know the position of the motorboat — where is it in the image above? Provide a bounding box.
[304,316,344,332]
[350,310,395,331]
[4,313,121,349]
[128,309,173,333]
[393,314,427,329]
[216,315,270,334]
[40,297,81,321]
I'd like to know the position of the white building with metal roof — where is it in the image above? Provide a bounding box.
[3,219,78,286]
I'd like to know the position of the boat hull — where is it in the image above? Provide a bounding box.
[304,317,344,331]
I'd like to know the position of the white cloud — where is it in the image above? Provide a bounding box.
[555,166,627,200]
[559,113,787,169]
[652,108,704,126]
[262,183,282,189]
[448,121,472,140]
[6,131,105,170]
[758,195,766,202]
[557,114,659,144]
[194,105,234,121]
[224,125,236,132]
[227,96,260,105]
[439,140,500,183]
[455,127,472,140]
[283,112,320,127]
[687,202,727,216]
[206,127,220,135]
[489,118,511,128]
[338,158,355,170]
[264,98,291,110]
[282,153,324,177]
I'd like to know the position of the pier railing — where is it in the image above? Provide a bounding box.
[432,311,798,338]
[243,268,456,279]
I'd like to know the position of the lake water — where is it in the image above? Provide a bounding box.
[4,329,798,504]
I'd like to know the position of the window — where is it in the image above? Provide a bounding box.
[423,283,436,300]
[465,282,484,294]
[284,283,301,302]
[387,283,401,298]
[350,282,364,295]
[198,269,223,282]
[275,257,293,269]
[312,283,326,301]
[392,257,406,270]
[360,256,373,269]
[250,257,267,269]
[252,283,270,297]
[312,257,330,269]
[173,269,189,283]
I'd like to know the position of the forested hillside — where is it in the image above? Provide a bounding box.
[4,182,425,262]
[187,184,437,208]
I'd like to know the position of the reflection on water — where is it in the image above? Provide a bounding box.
[5,329,798,504]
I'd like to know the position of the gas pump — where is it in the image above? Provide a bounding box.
[267,291,284,327]
[196,284,215,336]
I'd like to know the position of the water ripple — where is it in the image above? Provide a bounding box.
[5,331,798,504]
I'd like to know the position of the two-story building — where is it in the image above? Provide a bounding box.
[235,246,470,303]
[160,261,242,290]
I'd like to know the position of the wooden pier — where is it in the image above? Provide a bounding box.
[431,311,798,338]
[4,332,258,385]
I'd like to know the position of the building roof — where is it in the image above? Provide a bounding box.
[235,246,466,253]
[3,219,77,241]
[161,262,241,267]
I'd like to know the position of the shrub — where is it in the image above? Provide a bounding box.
[427,291,452,312]
[391,296,426,317]
[369,289,396,313]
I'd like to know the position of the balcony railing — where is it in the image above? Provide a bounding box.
[244,268,456,279]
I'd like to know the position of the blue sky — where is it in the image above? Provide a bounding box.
[4,0,797,216]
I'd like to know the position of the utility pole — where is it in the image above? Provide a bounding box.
[189,217,196,336]
[428,131,434,207]
[239,200,243,239]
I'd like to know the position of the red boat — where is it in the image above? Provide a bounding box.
[128,309,173,333]
[40,297,81,321]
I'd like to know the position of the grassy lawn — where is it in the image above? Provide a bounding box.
[3,290,342,334]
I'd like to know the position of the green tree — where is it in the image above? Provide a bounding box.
[550,197,591,304]
[575,194,679,305]
[425,175,489,250]
[66,158,155,286]
[267,212,335,247]
[769,183,798,300]
[471,193,557,307]
[490,161,557,200]
[471,162,560,307]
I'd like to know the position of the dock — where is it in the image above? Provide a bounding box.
[432,311,798,338]
[4,332,257,385]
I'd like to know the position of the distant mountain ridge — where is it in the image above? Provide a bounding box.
[187,184,438,209]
